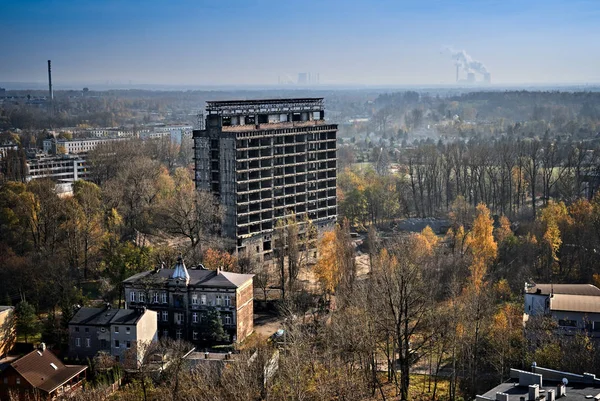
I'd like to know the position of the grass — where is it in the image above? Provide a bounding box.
[373,373,452,401]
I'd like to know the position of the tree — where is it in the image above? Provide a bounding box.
[15,300,39,343]
[158,168,223,250]
[203,248,236,271]
[199,307,228,343]
[372,236,433,401]
[314,230,337,294]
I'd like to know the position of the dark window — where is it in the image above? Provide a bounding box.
[558,319,577,327]
[75,327,79,332]
[115,340,120,348]
[84,327,89,333]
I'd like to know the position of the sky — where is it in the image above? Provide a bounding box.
[1,0,599,87]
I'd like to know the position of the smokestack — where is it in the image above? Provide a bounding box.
[47,60,53,101]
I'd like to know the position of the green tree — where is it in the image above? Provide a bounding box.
[199,307,228,343]
[15,300,39,343]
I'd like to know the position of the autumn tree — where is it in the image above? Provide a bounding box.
[202,248,236,271]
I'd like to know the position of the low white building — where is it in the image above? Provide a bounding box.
[524,283,600,333]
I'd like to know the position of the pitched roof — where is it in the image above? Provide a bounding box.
[10,349,86,393]
[69,307,147,326]
[124,269,252,289]
[526,284,600,296]
[203,271,253,288]
[550,293,600,314]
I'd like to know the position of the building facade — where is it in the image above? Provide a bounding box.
[193,98,338,260]
[26,154,89,183]
[123,257,253,345]
[524,283,600,334]
[43,137,128,155]
[68,306,157,364]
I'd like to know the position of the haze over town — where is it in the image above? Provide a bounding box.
[2,0,600,87]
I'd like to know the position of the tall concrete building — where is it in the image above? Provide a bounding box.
[193,98,338,261]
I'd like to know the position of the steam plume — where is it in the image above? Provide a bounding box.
[445,47,488,74]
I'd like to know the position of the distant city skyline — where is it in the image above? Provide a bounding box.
[2,0,600,87]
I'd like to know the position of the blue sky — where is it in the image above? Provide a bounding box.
[1,0,599,86]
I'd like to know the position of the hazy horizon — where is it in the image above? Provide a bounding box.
[2,0,600,87]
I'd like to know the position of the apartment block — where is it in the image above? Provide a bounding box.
[193,98,338,260]
[68,306,158,364]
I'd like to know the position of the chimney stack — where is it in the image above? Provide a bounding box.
[47,60,53,101]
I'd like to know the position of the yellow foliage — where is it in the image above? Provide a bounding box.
[494,279,512,301]
[466,203,498,265]
[495,215,512,244]
[543,219,561,262]
[540,200,572,227]
[314,231,338,293]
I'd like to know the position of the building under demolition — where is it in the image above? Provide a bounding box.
[193,98,337,261]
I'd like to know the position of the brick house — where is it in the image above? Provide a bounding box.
[68,306,157,364]
[0,345,87,400]
[123,257,254,344]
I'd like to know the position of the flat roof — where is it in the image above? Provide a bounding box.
[206,97,323,107]
[205,98,325,115]
[526,284,600,297]
[482,380,600,401]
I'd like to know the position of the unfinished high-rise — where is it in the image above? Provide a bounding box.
[193,98,337,261]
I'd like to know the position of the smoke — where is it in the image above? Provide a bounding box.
[445,47,488,75]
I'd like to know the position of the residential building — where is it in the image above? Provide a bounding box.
[476,365,600,401]
[0,345,87,400]
[43,136,128,155]
[123,257,253,344]
[193,98,337,260]
[524,283,600,333]
[26,154,89,183]
[68,306,157,364]
[0,306,15,358]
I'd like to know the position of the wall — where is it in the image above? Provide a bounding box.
[0,307,15,357]
[69,324,108,361]
[236,281,254,342]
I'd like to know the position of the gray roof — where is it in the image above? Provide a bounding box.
[526,284,600,296]
[124,269,253,289]
[482,380,600,401]
[69,307,146,326]
[550,294,600,314]
[0,306,13,313]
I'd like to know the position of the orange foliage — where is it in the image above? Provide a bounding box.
[203,248,237,271]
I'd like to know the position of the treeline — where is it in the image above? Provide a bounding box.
[0,139,240,350]
[340,138,600,225]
